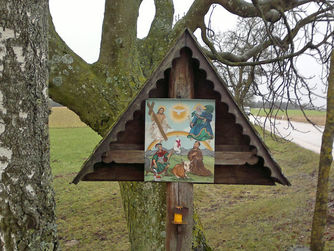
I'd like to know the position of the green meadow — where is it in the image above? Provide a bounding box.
[50,108,334,250]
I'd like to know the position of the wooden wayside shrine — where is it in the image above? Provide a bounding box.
[72,29,290,250]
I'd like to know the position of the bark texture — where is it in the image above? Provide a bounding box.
[0,1,58,250]
[119,182,167,250]
[310,50,334,250]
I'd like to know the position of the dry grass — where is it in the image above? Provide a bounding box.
[51,127,334,250]
[49,107,87,128]
[284,115,325,125]
[50,108,334,250]
[251,108,326,126]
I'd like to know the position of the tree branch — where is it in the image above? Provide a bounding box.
[138,0,175,77]
[98,0,142,66]
[203,6,334,66]
[48,13,125,135]
[213,0,315,22]
[173,0,214,34]
[147,0,174,37]
[311,49,334,250]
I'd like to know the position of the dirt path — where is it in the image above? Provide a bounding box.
[250,116,334,157]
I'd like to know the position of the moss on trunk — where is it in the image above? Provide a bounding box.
[311,50,334,250]
[119,182,167,250]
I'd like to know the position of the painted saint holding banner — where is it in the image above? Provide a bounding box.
[151,143,173,181]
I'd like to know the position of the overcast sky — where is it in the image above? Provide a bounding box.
[49,0,326,107]
[49,0,239,63]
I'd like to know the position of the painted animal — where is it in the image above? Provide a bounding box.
[172,160,190,179]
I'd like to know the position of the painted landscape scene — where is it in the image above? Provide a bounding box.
[144,98,215,183]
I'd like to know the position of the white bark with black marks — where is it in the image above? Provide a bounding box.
[0,1,58,250]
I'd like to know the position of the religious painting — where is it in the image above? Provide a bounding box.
[145,98,215,183]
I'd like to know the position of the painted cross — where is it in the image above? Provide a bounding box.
[147,101,168,141]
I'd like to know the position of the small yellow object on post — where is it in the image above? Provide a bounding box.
[172,206,188,225]
[174,213,183,224]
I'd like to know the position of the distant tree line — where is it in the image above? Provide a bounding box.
[246,99,324,111]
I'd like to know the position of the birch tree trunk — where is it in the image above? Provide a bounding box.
[0,1,58,250]
[311,50,334,250]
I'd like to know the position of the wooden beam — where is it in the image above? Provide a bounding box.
[215,144,252,152]
[166,48,194,251]
[215,151,259,165]
[214,165,275,185]
[102,150,143,164]
[81,163,275,185]
[109,143,144,150]
[101,149,259,166]
[82,163,144,182]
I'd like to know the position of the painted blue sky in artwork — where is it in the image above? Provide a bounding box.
[145,98,215,151]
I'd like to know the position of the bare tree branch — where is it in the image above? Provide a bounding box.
[214,0,316,22]
[173,0,213,34]
[205,6,334,66]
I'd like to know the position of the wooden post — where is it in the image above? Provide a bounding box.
[166,49,194,251]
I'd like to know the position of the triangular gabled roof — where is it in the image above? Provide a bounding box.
[72,29,290,186]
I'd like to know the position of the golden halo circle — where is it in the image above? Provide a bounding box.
[157,106,166,112]
[170,104,189,123]
[193,103,205,110]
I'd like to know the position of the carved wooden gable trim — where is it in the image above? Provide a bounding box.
[72,29,290,186]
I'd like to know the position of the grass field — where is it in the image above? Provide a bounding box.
[251,108,326,126]
[49,108,334,250]
[49,107,87,128]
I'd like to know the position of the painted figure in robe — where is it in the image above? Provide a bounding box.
[151,143,173,180]
[188,104,214,141]
[149,106,171,142]
[187,141,212,176]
